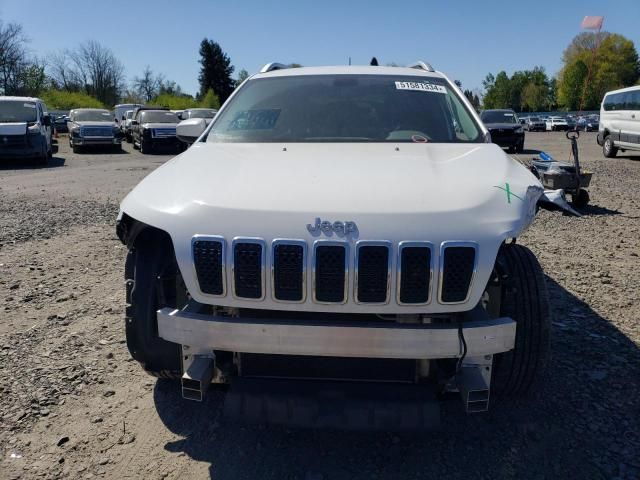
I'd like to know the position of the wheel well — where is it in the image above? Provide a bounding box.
[117,213,173,251]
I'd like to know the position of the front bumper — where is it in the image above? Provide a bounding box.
[73,136,121,146]
[491,134,524,148]
[157,305,516,359]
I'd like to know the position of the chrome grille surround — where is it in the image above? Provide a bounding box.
[396,241,434,306]
[231,237,266,301]
[438,241,479,305]
[191,235,227,297]
[354,240,392,305]
[271,239,307,303]
[312,240,349,305]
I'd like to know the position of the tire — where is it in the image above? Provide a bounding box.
[491,244,551,400]
[72,144,81,154]
[140,139,151,154]
[572,188,590,208]
[603,135,618,158]
[125,235,184,378]
[507,145,516,154]
[515,142,524,153]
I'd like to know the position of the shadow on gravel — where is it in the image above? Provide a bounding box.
[0,156,66,170]
[152,274,639,479]
[580,204,623,216]
[75,146,129,155]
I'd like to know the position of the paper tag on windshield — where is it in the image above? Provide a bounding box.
[24,103,36,108]
[395,81,446,94]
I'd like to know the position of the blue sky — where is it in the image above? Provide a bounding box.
[2,0,639,96]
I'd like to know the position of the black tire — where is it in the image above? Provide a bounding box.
[515,141,524,154]
[72,144,81,154]
[507,145,516,154]
[491,244,551,400]
[572,188,590,208]
[140,139,151,154]
[603,135,618,158]
[125,235,184,378]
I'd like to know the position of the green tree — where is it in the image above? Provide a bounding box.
[200,88,221,109]
[557,32,640,110]
[198,38,234,103]
[40,89,104,109]
[153,93,198,110]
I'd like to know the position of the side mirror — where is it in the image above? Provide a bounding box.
[176,118,207,144]
[43,115,51,127]
[131,120,138,126]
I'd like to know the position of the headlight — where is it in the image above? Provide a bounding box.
[515,127,523,133]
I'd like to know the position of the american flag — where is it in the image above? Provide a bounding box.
[581,16,604,30]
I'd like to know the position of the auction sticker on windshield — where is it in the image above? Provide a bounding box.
[395,81,446,94]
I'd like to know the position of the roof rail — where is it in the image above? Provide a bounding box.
[407,61,435,73]
[260,62,289,73]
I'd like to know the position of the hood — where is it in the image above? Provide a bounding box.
[142,122,177,129]
[120,142,543,313]
[0,122,28,135]
[73,121,115,127]
[485,123,521,130]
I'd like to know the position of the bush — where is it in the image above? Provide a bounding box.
[153,93,199,110]
[200,88,221,109]
[39,89,105,110]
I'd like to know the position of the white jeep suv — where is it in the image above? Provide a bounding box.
[117,63,550,426]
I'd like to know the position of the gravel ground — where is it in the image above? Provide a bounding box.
[0,133,639,479]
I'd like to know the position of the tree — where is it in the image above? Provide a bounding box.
[236,68,249,86]
[482,67,553,112]
[154,92,198,110]
[200,88,221,109]
[463,89,480,111]
[0,21,39,96]
[557,32,640,110]
[134,66,163,102]
[370,57,378,66]
[57,40,125,106]
[40,89,104,109]
[198,38,234,103]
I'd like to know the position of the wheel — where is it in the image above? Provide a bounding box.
[140,140,151,154]
[491,244,551,400]
[603,135,618,158]
[125,233,185,378]
[507,145,516,154]
[72,144,81,154]
[515,142,524,153]
[572,188,590,208]
[126,133,132,143]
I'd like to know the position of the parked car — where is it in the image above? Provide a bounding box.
[117,62,552,421]
[123,110,135,142]
[480,109,525,152]
[545,116,569,131]
[131,108,181,154]
[576,116,599,132]
[114,103,143,130]
[53,113,69,133]
[524,116,546,132]
[597,85,640,157]
[67,108,122,153]
[181,108,218,121]
[0,96,53,165]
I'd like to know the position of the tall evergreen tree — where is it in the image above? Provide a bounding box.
[198,38,234,103]
[370,57,378,66]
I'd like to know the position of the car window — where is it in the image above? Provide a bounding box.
[140,111,178,123]
[625,91,640,110]
[207,74,482,143]
[73,110,112,122]
[0,101,38,123]
[481,111,517,124]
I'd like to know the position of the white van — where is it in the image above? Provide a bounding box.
[0,96,53,165]
[114,103,143,128]
[598,85,640,157]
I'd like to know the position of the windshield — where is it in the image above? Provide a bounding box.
[187,109,217,119]
[125,111,133,119]
[529,117,540,121]
[0,101,38,123]
[141,111,178,123]
[481,111,517,124]
[74,110,112,122]
[207,74,482,143]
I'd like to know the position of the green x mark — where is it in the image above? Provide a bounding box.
[494,182,524,204]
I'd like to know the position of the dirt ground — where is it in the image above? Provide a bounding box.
[1,133,639,479]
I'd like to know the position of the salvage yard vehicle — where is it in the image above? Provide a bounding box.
[67,108,123,153]
[123,110,134,142]
[114,103,143,129]
[181,107,218,121]
[480,109,525,153]
[597,85,640,158]
[0,96,53,165]
[545,116,569,132]
[131,108,181,154]
[117,62,551,427]
[524,116,546,132]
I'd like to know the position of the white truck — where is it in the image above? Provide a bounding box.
[117,63,551,427]
[0,96,53,165]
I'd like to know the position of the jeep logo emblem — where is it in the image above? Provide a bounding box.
[307,218,358,237]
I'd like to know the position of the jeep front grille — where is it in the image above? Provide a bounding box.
[398,242,432,305]
[232,240,265,299]
[192,237,225,296]
[192,237,477,306]
[439,243,477,304]
[272,241,305,302]
[355,242,391,304]
[313,243,347,303]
